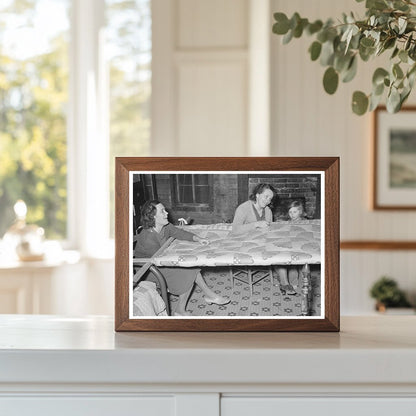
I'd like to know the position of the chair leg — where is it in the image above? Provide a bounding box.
[300,263,311,316]
[149,265,171,316]
[248,267,252,296]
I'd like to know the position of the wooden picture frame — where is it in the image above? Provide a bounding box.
[373,106,416,210]
[115,157,339,332]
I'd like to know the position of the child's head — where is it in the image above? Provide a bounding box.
[288,200,304,221]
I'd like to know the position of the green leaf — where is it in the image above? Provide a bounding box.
[293,18,308,38]
[408,63,416,79]
[352,91,369,115]
[400,87,411,106]
[398,17,407,34]
[282,29,293,44]
[359,44,375,61]
[334,51,352,73]
[393,0,409,12]
[273,13,290,35]
[309,41,322,61]
[369,92,383,111]
[341,25,359,53]
[349,32,361,49]
[320,40,335,66]
[399,49,408,63]
[342,56,357,82]
[405,34,413,51]
[290,12,301,30]
[391,47,399,59]
[393,63,404,79]
[383,37,396,50]
[307,20,323,35]
[366,0,388,10]
[374,82,385,96]
[409,45,416,61]
[360,37,375,48]
[323,67,339,94]
[372,67,389,86]
[386,87,401,112]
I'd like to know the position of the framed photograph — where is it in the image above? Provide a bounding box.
[373,106,416,209]
[115,157,339,331]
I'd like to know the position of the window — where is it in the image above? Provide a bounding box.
[0,0,70,239]
[0,0,151,255]
[172,174,212,209]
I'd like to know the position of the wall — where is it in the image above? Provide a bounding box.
[150,0,416,314]
[271,0,416,313]
[152,0,250,156]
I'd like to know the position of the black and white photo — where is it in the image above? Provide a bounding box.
[130,172,324,319]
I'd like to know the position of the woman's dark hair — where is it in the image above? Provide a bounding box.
[141,200,161,229]
[249,183,276,201]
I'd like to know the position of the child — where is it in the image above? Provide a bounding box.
[287,200,307,222]
[276,200,307,295]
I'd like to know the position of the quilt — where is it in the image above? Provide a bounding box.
[151,220,322,268]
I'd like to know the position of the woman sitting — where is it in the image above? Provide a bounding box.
[231,183,274,235]
[231,183,297,296]
[134,200,230,316]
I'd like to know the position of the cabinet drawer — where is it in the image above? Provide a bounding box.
[1,396,174,416]
[222,397,416,416]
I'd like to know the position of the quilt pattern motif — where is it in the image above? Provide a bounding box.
[152,220,321,268]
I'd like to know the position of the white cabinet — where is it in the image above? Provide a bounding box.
[222,398,416,416]
[1,316,416,415]
[1,396,175,416]
[0,255,114,315]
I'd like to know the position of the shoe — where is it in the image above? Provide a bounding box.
[280,284,297,296]
[173,311,192,317]
[204,295,231,305]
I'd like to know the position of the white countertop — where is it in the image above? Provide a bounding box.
[0,315,415,387]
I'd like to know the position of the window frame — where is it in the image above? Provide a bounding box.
[170,174,213,211]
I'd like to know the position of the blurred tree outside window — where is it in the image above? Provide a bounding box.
[0,0,70,239]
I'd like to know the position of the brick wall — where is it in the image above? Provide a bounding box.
[134,173,321,226]
[248,174,321,219]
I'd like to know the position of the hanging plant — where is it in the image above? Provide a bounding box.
[272,0,416,115]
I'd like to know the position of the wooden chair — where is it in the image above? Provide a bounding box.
[132,260,171,316]
[132,236,174,316]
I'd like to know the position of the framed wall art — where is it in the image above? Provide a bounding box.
[373,106,416,210]
[115,157,339,331]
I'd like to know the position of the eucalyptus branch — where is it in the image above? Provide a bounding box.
[272,0,416,115]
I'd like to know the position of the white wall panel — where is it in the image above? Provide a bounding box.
[271,0,416,313]
[152,0,249,156]
[178,0,248,49]
[177,60,247,156]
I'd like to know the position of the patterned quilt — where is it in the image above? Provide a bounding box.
[152,220,322,268]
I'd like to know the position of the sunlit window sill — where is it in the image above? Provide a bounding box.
[0,250,81,270]
[0,239,115,269]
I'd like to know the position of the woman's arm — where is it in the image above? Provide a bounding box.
[164,223,195,241]
[231,202,269,235]
[232,220,269,235]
